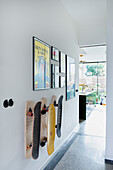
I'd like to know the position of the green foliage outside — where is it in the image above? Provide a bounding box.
[85,64,105,76]
[86,91,101,104]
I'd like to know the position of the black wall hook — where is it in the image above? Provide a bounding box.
[9,99,14,107]
[3,100,9,108]
[3,98,14,108]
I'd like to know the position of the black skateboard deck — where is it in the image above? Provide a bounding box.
[40,98,48,147]
[52,95,63,138]
[57,95,63,137]
[32,102,41,160]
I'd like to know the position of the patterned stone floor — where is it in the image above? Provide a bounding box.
[54,105,110,170]
[45,105,113,170]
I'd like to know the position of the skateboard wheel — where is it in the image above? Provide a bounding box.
[28,112,33,117]
[40,137,47,147]
[41,110,47,115]
[41,104,47,115]
[40,141,45,147]
[27,112,33,117]
[40,140,46,147]
[30,113,33,117]
[27,108,33,117]
[26,144,32,150]
[26,145,30,150]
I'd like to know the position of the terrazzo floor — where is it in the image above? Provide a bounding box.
[45,105,113,170]
[54,105,113,170]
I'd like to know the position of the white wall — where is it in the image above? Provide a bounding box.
[0,0,79,170]
[106,0,113,161]
[78,23,106,46]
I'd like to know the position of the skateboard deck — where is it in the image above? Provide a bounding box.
[47,104,55,155]
[32,101,41,160]
[52,95,63,138]
[57,95,63,137]
[25,101,34,159]
[40,98,47,147]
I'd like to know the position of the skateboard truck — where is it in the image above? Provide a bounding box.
[41,105,49,115]
[27,108,33,117]
[53,96,63,108]
[54,101,58,107]
[26,144,32,150]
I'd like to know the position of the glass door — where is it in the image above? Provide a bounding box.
[79,62,106,104]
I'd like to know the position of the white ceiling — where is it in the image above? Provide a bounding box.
[60,0,107,27]
[79,46,106,62]
[60,0,107,46]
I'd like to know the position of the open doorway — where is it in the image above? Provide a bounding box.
[79,45,106,137]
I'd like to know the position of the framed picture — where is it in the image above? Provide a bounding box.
[59,52,65,73]
[33,36,50,90]
[59,52,65,88]
[66,55,75,100]
[51,64,59,88]
[51,46,59,61]
[59,76,65,88]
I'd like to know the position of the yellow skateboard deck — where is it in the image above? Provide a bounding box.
[25,101,34,159]
[47,104,55,155]
[40,98,47,146]
[52,95,57,129]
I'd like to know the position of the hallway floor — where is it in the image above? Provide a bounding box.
[54,105,113,170]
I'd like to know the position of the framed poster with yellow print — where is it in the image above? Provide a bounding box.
[33,37,50,90]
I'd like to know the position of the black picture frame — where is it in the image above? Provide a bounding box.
[51,46,59,62]
[59,51,66,88]
[59,76,65,88]
[33,36,50,91]
[65,55,75,100]
[51,64,59,88]
[59,51,66,73]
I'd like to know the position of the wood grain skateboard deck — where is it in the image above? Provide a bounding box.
[25,101,34,159]
[32,101,41,160]
[40,98,47,147]
[47,104,55,155]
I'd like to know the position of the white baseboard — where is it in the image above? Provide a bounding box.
[40,124,79,170]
